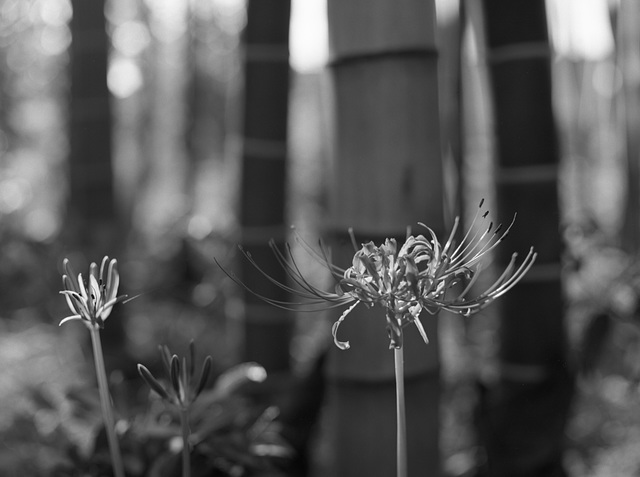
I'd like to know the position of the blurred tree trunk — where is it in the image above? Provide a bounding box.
[68,1,125,365]
[239,0,292,375]
[439,0,465,218]
[68,0,118,253]
[325,1,443,475]
[185,5,203,212]
[476,2,573,476]
[618,0,640,253]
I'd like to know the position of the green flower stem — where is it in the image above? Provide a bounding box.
[394,345,407,477]
[90,327,125,477]
[179,408,191,477]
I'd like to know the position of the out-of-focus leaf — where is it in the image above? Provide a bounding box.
[209,362,267,401]
[27,384,57,411]
[65,385,100,420]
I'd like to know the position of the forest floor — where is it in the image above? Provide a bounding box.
[2,270,640,476]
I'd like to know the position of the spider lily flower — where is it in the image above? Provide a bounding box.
[219,201,536,350]
[137,341,213,410]
[59,256,129,329]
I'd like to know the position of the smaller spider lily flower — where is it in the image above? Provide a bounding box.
[57,256,130,477]
[137,341,213,410]
[59,256,129,329]
[218,200,536,350]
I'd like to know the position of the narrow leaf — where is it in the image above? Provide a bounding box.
[194,355,212,399]
[170,355,182,401]
[159,345,172,375]
[188,340,196,378]
[138,364,171,402]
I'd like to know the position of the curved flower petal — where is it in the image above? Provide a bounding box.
[90,261,99,283]
[77,273,88,300]
[62,259,79,293]
[411,313,429,345]
[99,256,109,281]
[89,274,101,305]
[331,301,359,350]
[62,278,80,315]
[59,315,83,326]
[106,258,119,303]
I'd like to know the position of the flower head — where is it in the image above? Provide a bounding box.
[218,201,536,350]
[335,236,430,348]
[137,341,213,410]
[59,256,128,329]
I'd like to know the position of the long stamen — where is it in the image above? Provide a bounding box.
[440,216,460,257]
[292,230,347,278]
[215,256,351,311]
[448,219,493,267]
[447,201,486,259]
[468,215,516,265]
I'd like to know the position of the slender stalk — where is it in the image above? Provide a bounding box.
[394,345,407,477]
[179,408,192,477]
[90,327,125,477]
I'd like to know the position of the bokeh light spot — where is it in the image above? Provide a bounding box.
[108,57,143,98]
[39,25,71,56]
[0,178,31,214]
[39,0,72,28]
[188,215,213,240]
[24,208,59,242]
[112,20,151,57]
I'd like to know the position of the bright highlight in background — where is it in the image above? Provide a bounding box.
[546,0,614,61]
[290,0,328,73]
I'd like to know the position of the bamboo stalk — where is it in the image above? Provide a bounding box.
[68,0,115,237]
[239,0,293,374]
[326,1,443,475]
[618,0,640,253]
[476,1,572,474]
